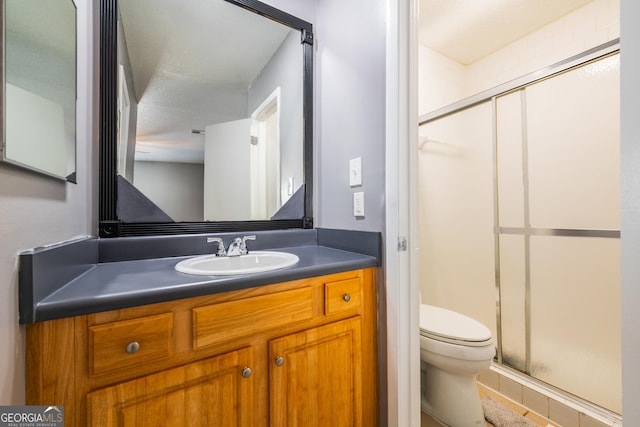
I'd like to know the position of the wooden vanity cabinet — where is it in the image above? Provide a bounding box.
[88,347,255,426]
[26,268,378,427]
[270,317,363,426]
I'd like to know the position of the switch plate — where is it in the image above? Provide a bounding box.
[353,192,365,217]
[287,177,294,196]
[349,157,362,187]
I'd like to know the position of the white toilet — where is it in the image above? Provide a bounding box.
[420,304,495,427]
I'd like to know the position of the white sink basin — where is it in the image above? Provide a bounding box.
[175,251,299,276]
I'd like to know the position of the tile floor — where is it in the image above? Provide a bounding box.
[477,368,619,427]
[421,383,560,427]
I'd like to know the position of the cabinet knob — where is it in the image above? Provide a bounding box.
[242,367,252,378]
[274,356,285,366]
[342,293,351,302]
[125,341,140,354]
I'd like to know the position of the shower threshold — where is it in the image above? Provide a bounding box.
[479,363,622,427]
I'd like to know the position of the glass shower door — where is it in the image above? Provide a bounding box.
[418,101,497,339]
[419,51,621,414]
[496,53,621,413]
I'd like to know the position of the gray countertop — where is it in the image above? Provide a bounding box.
[19,229,382,323]
[36,245,377,321]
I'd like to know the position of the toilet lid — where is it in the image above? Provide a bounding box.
[419,304,493,346]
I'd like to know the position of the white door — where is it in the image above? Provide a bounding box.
[204,118,253,221]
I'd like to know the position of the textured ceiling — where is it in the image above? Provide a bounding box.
[419,0,595,65]
[119,0,292,163]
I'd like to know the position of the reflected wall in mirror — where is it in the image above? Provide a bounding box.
[1,0,77,182]
[112,0,310,227]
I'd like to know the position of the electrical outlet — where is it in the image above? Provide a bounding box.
[353,192,365,217]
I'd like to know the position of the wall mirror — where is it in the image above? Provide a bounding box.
[1,0,77,182]
[99,0,313,237]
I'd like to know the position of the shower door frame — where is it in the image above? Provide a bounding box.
[418,38,620,412]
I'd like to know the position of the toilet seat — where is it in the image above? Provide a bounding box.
[420,304,492,347]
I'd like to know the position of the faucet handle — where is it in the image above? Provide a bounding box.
[241,235,256,254]
[207,237,226,256]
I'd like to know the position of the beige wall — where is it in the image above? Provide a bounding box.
[466,0,619,96]
[419,0,620,115]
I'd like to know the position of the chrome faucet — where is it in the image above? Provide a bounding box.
[209,235,257,257]
[226,235,256,256]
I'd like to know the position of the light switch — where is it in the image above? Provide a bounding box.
[287,177,294,196]
[349,157,362,187]
[353,192,365,217]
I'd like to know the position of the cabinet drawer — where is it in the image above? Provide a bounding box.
[193,287,314,350]
[89,313,174,375]
[325,277,362,316]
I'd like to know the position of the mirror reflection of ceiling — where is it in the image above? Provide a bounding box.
[119,0,292,163]
[419,0,595,65]
[6,0,75,109]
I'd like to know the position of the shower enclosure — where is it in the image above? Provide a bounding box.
[418,42,621,414]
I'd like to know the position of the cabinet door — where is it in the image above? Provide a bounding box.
[87,347,253,427]
[270,317,363,427]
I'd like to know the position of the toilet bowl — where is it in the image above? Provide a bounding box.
[420,304,495,427]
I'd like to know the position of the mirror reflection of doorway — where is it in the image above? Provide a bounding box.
[203,89,281,222]
[251,88,281,220]
[117,65,133,180]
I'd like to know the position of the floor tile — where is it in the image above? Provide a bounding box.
[420,382,560,427]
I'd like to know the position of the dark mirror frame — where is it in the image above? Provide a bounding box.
[99,0,313,237]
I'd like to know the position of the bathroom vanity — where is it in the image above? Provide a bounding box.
[21,229,380,427]
[15,0,379,423]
